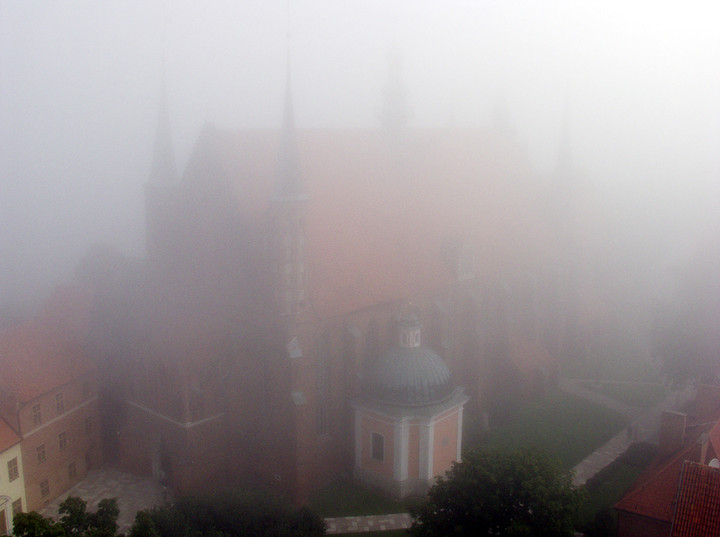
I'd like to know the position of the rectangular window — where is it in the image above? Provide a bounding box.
[7,458,19,481]
[32,404,42,425]
[40,479,50,498]
[36,444,46,464]
[58,432,67,451]
[0,508,6,536]
[55,393,65,414]
[85,416,93,435]
[12,499,22,516]
[371,432,384,462]
[68,462,77,479]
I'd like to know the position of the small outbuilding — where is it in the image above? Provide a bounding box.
[352,310,468,498]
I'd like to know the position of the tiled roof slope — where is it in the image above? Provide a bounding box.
[0,285,94,403]
[615,441,697,524]
[670,461,720,537]
[189,127,559,319]
[0,416,20,452]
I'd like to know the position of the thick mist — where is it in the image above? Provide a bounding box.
[1,0,719,314]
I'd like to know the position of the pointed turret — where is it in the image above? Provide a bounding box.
[269,59,308,316]
[274,60,306,201]
[149,73,177,185]
[145,74,179,263]
[555,99,572,186]
[378,42,411,131]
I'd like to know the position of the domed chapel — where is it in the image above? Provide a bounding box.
[352,307,468,497]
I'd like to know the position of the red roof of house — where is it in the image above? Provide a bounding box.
[615,443,693,523]
[615,419,720,524]
[0,285,95,403]
[195,127,560,319]
[0,416,20,452]
[670,461,720,537]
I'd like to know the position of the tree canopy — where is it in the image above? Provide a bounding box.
[128,490,325,537]
[13,497,118,537]
[410,448,582,537]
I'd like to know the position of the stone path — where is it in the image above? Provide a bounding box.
[39,468,168,534]
[325,513,413,534]
[561,379,696,486]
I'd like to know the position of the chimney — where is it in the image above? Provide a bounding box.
[659,411,687,456]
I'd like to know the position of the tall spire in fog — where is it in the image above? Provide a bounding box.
[491,89,513,138]
[149,68,177,184]
[556,95,573,185]
[378,41,411,131]
[275,54,305,200]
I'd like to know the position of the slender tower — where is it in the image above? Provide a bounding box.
[269,60,308,316]
[145,73,178,265]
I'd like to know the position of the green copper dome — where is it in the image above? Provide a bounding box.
[364,313,454,406]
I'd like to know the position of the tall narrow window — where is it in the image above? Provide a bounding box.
[12,499,22,516]
[85,416,93,435]
[40,480,50,498]
[58,432,67,451]
[36,444,46,464]
[371,432,384,461]
[55,393,64,414]
[7,458,19,481]
[68,462,77,479]
[32,404,42,425]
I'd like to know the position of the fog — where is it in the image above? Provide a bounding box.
[1,0,719,312]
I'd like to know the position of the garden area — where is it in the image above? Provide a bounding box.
[464,389,630,468]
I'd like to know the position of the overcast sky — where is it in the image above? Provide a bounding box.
[1,0,719,308]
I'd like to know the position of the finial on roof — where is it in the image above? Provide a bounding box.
[274,49,306,200]
[556,93,572,182]
[491,88,513,138]
[149,68,177,185]
[378,41,412,131]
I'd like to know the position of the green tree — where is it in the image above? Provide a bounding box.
[59,496,89,536]
[410,448,582,537]
[130,490,325,537]
[13,512,64,537]
[87,499,119,537]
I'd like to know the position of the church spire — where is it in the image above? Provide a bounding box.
[378,42,411,131]
[149,70,177,185]
[555,95,572,184]
[275,58,305,200]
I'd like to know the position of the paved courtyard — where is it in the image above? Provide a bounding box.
[40,469,169,534]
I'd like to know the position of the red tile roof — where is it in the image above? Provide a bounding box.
[198,127,559,318]
[0,416,20,452]
[616,418,720,526]
[0,285,95,403]
[670,461,720,537]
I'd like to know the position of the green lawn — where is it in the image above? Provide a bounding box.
[465,390,629,468]
[308,479,407,517]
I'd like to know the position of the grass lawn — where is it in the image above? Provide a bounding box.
[465,390,629,468]
[578,381,668,408]
[308,479,408,517]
